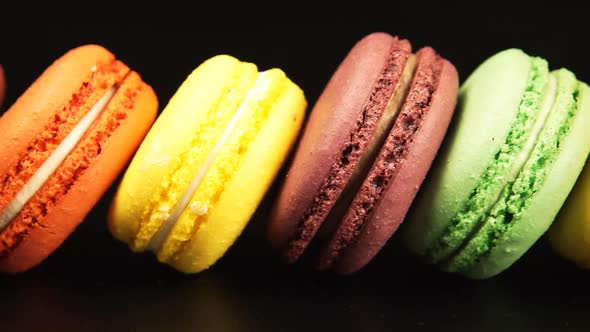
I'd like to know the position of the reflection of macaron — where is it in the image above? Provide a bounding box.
[0,45,158,273]
[548,160,590,268]
[268,32,458,274]
[108,55,306,274]
[0,65,5,108]
[403,49,590,279]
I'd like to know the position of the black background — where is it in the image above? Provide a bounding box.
[1,7,589,332]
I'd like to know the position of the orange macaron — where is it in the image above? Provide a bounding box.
[0,45,158,273]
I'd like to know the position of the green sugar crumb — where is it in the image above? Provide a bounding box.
[426,57,549,264]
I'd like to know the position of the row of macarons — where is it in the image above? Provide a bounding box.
[0,32,588,279]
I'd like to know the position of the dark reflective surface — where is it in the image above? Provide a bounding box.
[2,183,589,331]
[1,8,589,332]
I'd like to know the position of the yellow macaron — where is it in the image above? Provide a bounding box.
[108,55,306,273]
[548,160,590,268]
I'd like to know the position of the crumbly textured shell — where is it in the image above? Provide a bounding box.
[267,32,409,262]
[0,46,157,273]
[330,50,459,275]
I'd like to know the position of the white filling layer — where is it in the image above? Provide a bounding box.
[0,86,117,231]
[147,71,272,253]
[507,75,557,182]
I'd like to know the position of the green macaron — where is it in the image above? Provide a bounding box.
[402,48,590,279]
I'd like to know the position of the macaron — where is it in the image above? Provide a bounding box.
[108,54,306,274]
[0,45,158,273]
[547,160,590,268]
[268,32,459,274]
[402,49,590,279]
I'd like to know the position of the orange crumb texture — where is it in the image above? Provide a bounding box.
[0,45,158,273]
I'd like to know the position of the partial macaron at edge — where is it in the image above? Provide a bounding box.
[548,153,590,268]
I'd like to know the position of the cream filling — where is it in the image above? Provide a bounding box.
[147,71,272,253]
[506,76,557,182]
[490,75,557,209]
[0,86,117,231]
